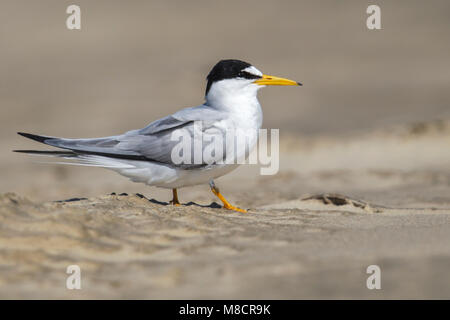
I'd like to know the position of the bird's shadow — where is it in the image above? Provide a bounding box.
[55,192,222,209]
[134,193,222,208]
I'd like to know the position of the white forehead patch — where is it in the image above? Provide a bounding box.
[243,66,263,77]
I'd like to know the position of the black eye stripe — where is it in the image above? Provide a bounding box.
[238,71,262,80]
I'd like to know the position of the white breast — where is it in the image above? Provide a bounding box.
[112,78,265,189]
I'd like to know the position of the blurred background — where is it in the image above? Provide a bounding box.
[1,0,449,203]
[1,0,450,300]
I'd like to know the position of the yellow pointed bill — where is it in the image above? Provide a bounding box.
[253,74,302,86]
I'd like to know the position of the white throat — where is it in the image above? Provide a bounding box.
[206,79,261,110]
[205,79,263,128]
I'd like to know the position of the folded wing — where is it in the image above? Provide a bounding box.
[16,105,229,169]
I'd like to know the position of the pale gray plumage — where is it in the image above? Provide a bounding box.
[20,105,232,169]
[15,59,300,202]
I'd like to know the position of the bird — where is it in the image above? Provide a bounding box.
[15,59,301,213]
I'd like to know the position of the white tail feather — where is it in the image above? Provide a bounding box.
[33,154,136,169]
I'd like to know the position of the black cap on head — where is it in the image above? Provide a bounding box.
[205,59,261,95]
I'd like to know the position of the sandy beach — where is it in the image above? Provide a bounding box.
[1,1,450,299]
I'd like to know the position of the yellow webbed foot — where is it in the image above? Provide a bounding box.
[209,181,247,213]
[222,203,247,213]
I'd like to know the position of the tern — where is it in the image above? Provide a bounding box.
[15,59,301,212]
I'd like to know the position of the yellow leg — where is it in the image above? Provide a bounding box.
[210,182,247,213]
[170,188,181,206]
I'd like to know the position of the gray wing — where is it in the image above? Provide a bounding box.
[21,105,229,168]
[138,105,227,134]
